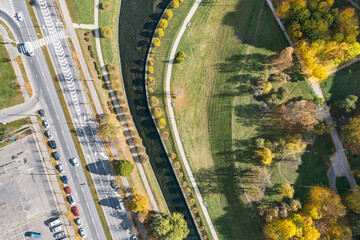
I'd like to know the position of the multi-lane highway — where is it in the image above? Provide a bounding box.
[1,0,135,239]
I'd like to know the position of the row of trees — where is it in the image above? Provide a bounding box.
[276,0,360,81]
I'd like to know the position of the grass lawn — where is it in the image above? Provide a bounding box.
[166,0,329,239]
[99,0,121,68]
[65,0,94,24]
[0,36,24,110]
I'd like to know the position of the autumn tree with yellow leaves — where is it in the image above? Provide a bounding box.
[255,147,274,166]
[127,194,148,213]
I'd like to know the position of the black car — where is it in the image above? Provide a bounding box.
[52,151,60,160]
[38,109,45,117]
[110,180,119,190]
[48,140,56,149]
[61,176,68,184]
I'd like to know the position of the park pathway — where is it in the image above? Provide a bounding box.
[164,0,219,239]
[266,0,357,191]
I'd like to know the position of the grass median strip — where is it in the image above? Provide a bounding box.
[41,46,113,240]
[25,0,43,39]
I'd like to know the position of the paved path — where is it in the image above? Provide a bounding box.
[163,0,219,239]
[265,0,358,191]
[73,23,96,30]
[93,0,161,222]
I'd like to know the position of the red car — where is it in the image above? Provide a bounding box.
[64,186,72,195]
[71,206,80,216]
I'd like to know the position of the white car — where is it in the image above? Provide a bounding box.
[75,218,83,226]
[46,130,53,139]
[51,225,63,233]
[56,164,65,173]
[71,158,79,167]
[79,228,86,238]
[16,12,23,21]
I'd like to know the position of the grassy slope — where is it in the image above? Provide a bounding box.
[65,0,94,24]
[170,0,326,239]
[0,36,23,109]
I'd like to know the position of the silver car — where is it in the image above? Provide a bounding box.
[45,130,53,139]
[71,158,79,167]
[75,218,83,226]
[51,225,63,233]
[79,228,86,238]
[54,231,65,238]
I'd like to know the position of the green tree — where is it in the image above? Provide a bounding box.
[336,95,358,113]
[101,26,112,38]
[164,10,173,19]
[116,160,134,177]
[97,123,119,138]
[151,212,189,240]
[344,186,360,214]
[175,51,186,63]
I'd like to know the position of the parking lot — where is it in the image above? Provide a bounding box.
[0,134,65,239]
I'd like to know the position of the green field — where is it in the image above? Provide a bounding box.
[66,0,94,24]
[0,36,23,110]
[167,0,329,239]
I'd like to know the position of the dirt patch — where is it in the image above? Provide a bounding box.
[172,86,188,112]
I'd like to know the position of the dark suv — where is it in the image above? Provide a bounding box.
[52,152,60,160]
[48,140,56,149]
[38,109,45,117]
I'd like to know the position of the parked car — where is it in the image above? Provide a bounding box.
[110,180,119,190]
[52,151,60,161]
[64,186,72,195]
[132,236,138,240]
[70,158,79,167]
[56,164,64,173]
[28,232,41,238]
[54,231,65,238]
[118,199,125,210]
[48,140,56,149]
[67,195,75,205]
[75,218,83,226]
[16,12,23,21]
[45,130,53,139]
[38,109,45,117]
[122,221,128,229]
[51,225,63,233]
[42,119,49,128]
[61,176,68,184]
[48,218,61,227]
[71,206,79,216]
[78,228,86,238]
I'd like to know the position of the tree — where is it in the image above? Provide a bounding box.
[97,123,119,138]
[128,194,147,213]
[148,87,154,94]
[101,1,111,10]
[175,51,186,63]
[276,1,291,19]
[278,183,294,199]
[161,131,169,140]
[344,186,360,214]
[148,66,154,74]
[282,100,316,130]
[101,26,112,38]
[259,82,272,94]
[342,116,360,145]
[157,118,166,129]
[283,134,306,156]
[305,186,346,223]
[151,212,190,240]
[116,160,134,177]
[291,214,321,240]
[148,57,156,66]
[314,122,329,135]
[159,19,168,29]
[147,76,155,86]
[153,38,161,47]
[328,224,353,240]
[150,96,159,107]
[336,95,358,113]
[153,108,163,118]
[106,63,117,73]
[256,147,274,166]
[155,28,164,37]
[139,154,149,163]
[109,73,120,82]
[264,218,297,240]
[164,10,173,19]
[170,0,179,8]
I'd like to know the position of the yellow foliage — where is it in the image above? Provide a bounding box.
[155,28,164,37]
[150,96,159,107]
[291,214,321,240]
[153,38,161,47]
[344,186,360,214]
[278,183,294,199]
[157,118,166,129]
[159,19,168,29]
[276,1,291,19]
[343,116,360,145]
[148,57,156,66]
[164,10,173,19]
[284,134,307,155]
[148,66,154,74]
[256,147,274,166]
[147,76,155,86]
[148,87,154,94]
[264,218,297,240]
[153,108,163,118]
[101,26,112,38]
[260,82,272,94]
[128,194,147,213]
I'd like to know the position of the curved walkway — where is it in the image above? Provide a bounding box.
[164,1,219,239]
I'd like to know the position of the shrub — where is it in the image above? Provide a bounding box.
[123,115,132,122]
[116,160,134,177]
[109,73,120,82]
[111,80,121,91]
[179,0,184,2]
[106,63,117,73]
[196,217,201,223]
[132,137,142,146]
[148,57,156,66]
[155,28,164,37]
[182,181,188,188]
[170,0,179,8]
[148,88,154,94]
[102,1,111,10]
[200,226,205,231]
[147,76,155,86]
[189,198,195,206]
[192,207,198,214]
[159,19,168,28]
[153,38,161,47]
[139,154,149,163]
[175,51,186,63]
[150,96,159,107]
[85,37,90,42]
[161,131,169,140]
[148,66,154,74]
[136,146,146,154]
[153,108,163,118]
[164,10,173,19]
[101,26,112,38]
[116,89,124,97]
[157,118,166,129]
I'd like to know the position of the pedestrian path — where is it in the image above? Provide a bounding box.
[73,23,96,30]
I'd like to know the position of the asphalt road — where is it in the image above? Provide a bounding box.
[12,0,134,239]
[0,5,107,240]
